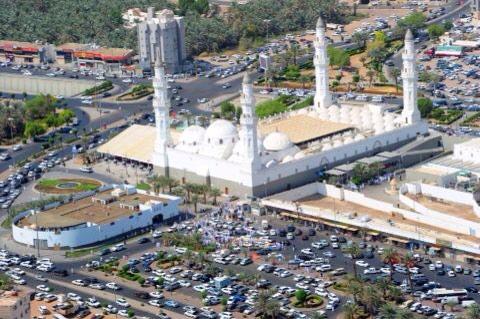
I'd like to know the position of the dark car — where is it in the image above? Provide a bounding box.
[308,228,316,236]
[287,224,295,233]
[466,286,478,293]
[301,235,309,241]
[137,237,150,244]
[76,309,91,318]
[436,270,445,276]
[135,292,150,299]
[294,229,302,236]
[278,229,287,237]
[364,251,374,259]
[53,269,68,277]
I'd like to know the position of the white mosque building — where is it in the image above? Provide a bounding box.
[99,18,428,197]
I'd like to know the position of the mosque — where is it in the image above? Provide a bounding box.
[99,17,430,197]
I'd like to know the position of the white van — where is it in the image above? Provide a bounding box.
[39,305,49,315]
[462,300,477,308]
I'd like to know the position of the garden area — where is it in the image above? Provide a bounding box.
[292,289,323,309]
[428,108,464,125]
[83,81,114,96]
[34,178,102,194]
[255,95,313,118]
[117,83,153,101]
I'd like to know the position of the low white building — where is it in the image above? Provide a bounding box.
[12,184,180,249]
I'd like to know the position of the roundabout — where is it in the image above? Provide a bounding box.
[34,178,102,194]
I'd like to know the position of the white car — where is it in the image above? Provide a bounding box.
[175,247,187,254]
[106,282,120,290]
[81,99,93,105]
[80,166,93,173]
[148,299,163,307]
[122,78,133,83]
[447,270,456,277]
[35,275,48,282]
[87,298,101,308]
[355,260,369,267]
[72,279,87,286]
[364,267,380,274]
[118,309,130,317]
[12,145,22,152]
[149,291,164,299]
[67,293,82,301]
[89,283,105,290]
[36,285,51,292]
[116,298,130,308]
[380,267,391,274]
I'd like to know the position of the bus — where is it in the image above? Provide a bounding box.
[428,288,468,302]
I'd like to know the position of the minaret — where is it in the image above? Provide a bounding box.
[239,72,261,170]
[314,16,332,111]
[401,29,421,125]
[152,47,170,168]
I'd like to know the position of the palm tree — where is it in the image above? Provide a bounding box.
[166,177,178,193]
[343,301,361,319]
[360,285,381,316]
[376,277,392,300]
[388,286,404,304]
[345,276,363,303]
[209,187,221,205]
[396,308,414,319]
[465,303,480,319]
[391,67,401,93]
[257,289,279,319]
[359,55,367,67]
[345,243,361,278]
[148,174,163,194]
[191,194,199,214]
[197,184,209,204]
[379,303,397,319]
[298,75,310,89]
[366,69,375,87]
[265,299,280,319]
[183,183,196,202]
[383,247,399,281]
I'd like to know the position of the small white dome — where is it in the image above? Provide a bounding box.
[282,155,294,163]
[294,151,306,159]
[205,119,238,143]
[263,131,292,152]
[180,125,205,146]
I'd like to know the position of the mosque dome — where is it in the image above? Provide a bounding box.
[263,132,292,152]
[179,125,205,146]
[204,119,238,144]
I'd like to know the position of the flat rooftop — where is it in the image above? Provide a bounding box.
[405,193,479,223]
[259,114,352,145]
[98,124,156,163]
[18,190,160,229]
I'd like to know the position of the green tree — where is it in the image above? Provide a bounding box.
[284,64,301,80]
[380,303,397,319]
[191,194,199,214]
[396,12,426,35]
[220,101,236,119]
[209,187,221,205]
[396,309,414,319]
[391,67,401,93]
[465,303,480,319]
[427,23,445,40]
[345,243,361,278]
[366,69,376,87]
[383,247,400,281]
[24,121,46,138]
[295,289,308,305]
[298,75,310,89]
[418,97,433,118]
[353,31,369,48]
[443,20,454,31]
[328,46,350,68]
[343,302,361,319]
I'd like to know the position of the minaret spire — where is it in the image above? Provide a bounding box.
[152,46,170,167]
[401,29,420,125]
[314,16,332,111]
[239,72,260,169]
